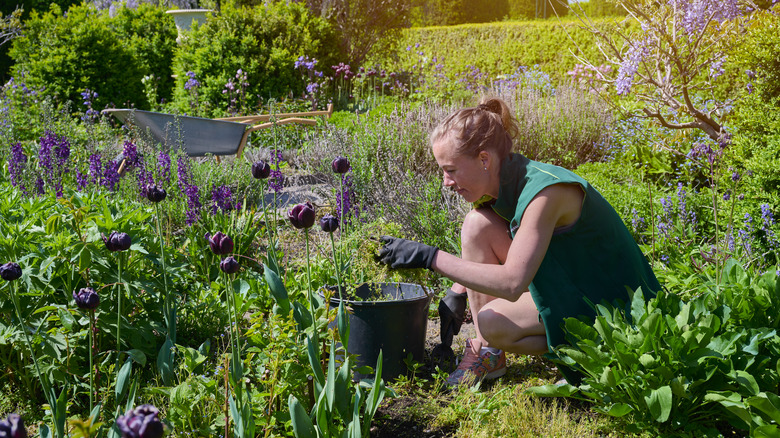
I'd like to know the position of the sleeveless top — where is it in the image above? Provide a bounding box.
[490,154,660,354]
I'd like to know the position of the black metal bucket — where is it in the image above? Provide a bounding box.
[323,283,433,381]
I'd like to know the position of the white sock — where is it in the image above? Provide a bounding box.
[480,346,501,354]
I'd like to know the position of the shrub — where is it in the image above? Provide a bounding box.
[169,3,339,117]
[367,18,634,90]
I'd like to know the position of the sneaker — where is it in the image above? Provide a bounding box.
[446,339,506,387]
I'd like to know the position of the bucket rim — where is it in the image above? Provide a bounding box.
[318,282,433,306]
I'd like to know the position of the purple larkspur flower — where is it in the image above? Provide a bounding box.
[211,185,234,215]
[184,71,200,91]
[268,149,284,193]
[76,170,88,191]
[158,151,171,183]
[122,141,141,169]
[103,160,121,191]
[89,153,103,186]
[8,142,28,194]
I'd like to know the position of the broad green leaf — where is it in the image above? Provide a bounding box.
[338,299,350,352]
[126,349,147,366]
[735,370,759,396]
[57,308,75,332]
[115,358,133,402]
[292,301,313,330]
[605,403,633,417]
[630,286,646,322]
[156,336,175,386]
[747,392,780,424]
[289,395,316,438]
[754,425,780,438]
[643,386,672,423]
[264,268,290,313]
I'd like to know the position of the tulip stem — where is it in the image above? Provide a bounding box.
[155,203,174,344]
[10,282,55,423]
[116,255,122,363]
[305,229,314,308]
[329,232,343,291]
[259,178,277,271]
[89,309,95,414]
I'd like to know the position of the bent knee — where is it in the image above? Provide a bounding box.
[461,208,508,245]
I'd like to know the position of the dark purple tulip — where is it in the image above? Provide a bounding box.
[103,232,132,252]
[0,262,22,282]
[73,287,100,310]
[251,160,271,179]
[116,404,163,438]
[0,413,27,438]
[220,256,240,274]
[146,185,167,203]
[207,231,234,255]
[319,214,339,233]
[287,202,315,229]
[331,156,350,174]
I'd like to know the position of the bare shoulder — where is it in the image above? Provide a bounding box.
[526,183,584,229]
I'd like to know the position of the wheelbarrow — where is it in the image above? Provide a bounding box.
[102,104,333,160]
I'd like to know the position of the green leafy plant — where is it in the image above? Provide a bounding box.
[528,267,780,435]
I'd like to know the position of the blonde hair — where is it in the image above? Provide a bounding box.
[431,97,519,160]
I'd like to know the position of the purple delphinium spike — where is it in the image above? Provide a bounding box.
[268,149,284,193]
[211,185,234,215]
[158,151,171,184]
[8,142,28,194]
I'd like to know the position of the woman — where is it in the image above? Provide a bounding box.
[378,97,660,387]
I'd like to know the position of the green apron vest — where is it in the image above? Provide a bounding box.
[491,154,660,355]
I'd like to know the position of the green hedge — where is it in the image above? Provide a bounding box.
[368,18,638,86]
[8,3,176,110]
[169,3,339,117]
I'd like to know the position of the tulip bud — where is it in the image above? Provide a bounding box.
[331,156,350,174]
[207,231,234,255]
[251,160,271,179]
[287,202,315,229]
[0,413,27,438]
[0,262,22,282]
[73,287,100,310]
[116,404,164,438]
[319,214,339,233]
[220,256,240,274]
[103,232,132,252]
[146,185,167,203]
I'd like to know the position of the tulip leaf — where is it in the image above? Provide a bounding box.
[326,340,337,410]
[289,395,316,438]
[264,267,290,313]
[40,424,51,438]
[293,301,313,330]
[337,299,350,351]
[115,358,133,402]
[126,349,147,366]
[156,336,175,386]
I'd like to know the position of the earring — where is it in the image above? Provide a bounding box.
[484,167,487,171]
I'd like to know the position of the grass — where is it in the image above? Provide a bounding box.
[372,352,639,438]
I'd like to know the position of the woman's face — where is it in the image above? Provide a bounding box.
[432,137,493,203]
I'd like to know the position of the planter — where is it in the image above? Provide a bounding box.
[166,9,212,44]
[323,283,433,381]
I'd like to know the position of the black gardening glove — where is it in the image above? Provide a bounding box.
[439,288,467,348]
[376,236,439,270]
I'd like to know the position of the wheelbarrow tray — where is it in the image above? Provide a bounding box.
[103,109,249,157]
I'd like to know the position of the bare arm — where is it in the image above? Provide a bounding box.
[431,183,584,302]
